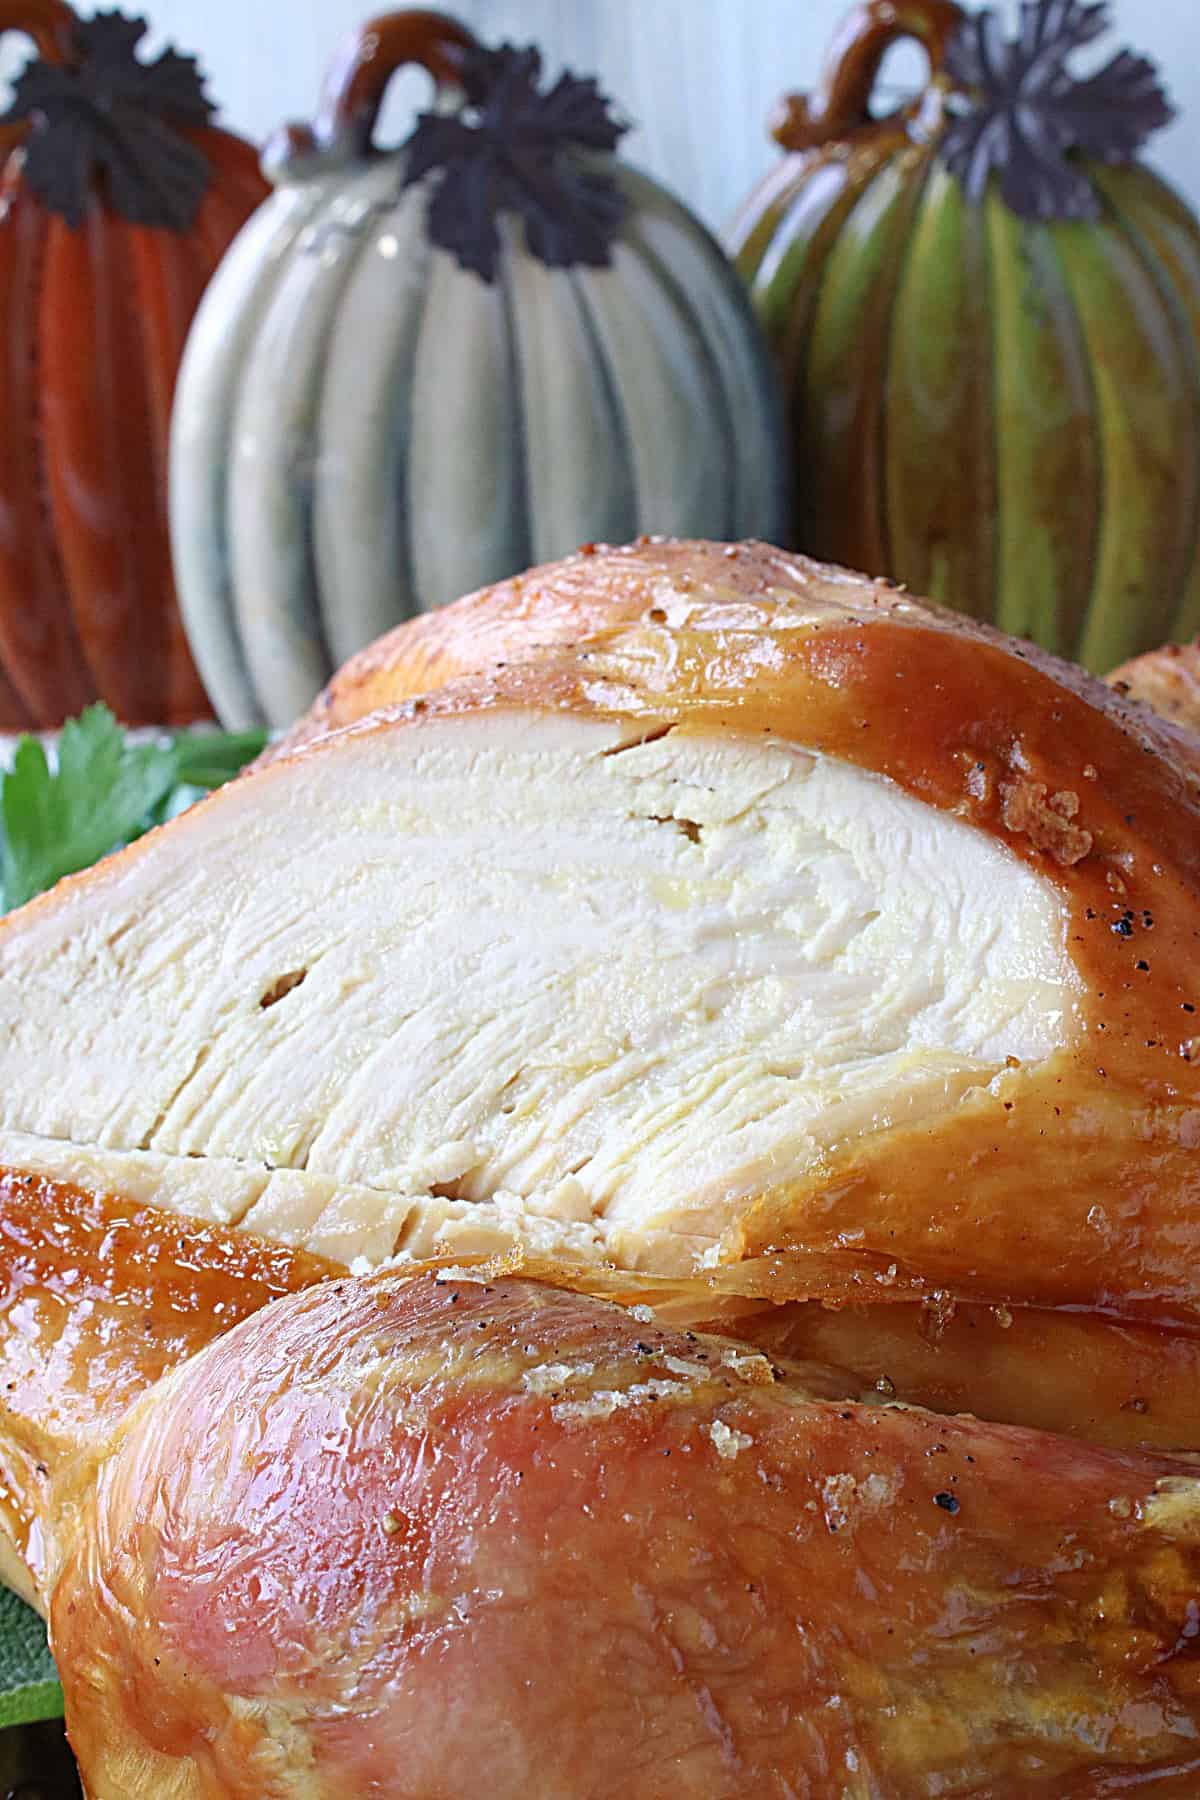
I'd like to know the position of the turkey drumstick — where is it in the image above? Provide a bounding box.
[44,1267,1200,1798]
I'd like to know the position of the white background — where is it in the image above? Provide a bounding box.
[2,1,1197,232]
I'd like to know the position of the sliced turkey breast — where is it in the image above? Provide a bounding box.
[0,540,1197,1330]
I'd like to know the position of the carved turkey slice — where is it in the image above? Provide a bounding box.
[1,540,1198,1331]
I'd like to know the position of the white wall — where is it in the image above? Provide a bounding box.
[3,1,1197,232]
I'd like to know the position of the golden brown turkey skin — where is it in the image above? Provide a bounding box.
[0,1171,332,1605]
[1110,639,1200,752]
[51,1273,1200,1799]
[729,1296,1200,1455]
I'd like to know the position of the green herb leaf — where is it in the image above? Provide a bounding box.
[0,708,267,913]
[0,1588,61,1728]
[1,707,177,910]
[166,728,272,793]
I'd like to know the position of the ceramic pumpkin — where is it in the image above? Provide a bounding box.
[0,1,268,729]
[169,10,788,731]
[728,0,1200,672]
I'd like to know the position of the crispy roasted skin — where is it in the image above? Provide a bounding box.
[730,1297,1200,1455]
[1110,640,1200,752]
[51,1272,1200,1799]
[286,538,1200,775]
[0,1172,332,1605]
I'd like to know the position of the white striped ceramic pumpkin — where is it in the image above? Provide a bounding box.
[169,12,788,729]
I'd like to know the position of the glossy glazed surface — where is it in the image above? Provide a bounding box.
[726,2,1200,669]
[0,534,1191,1793]
[0,1170,331,1603]
[732,1297,1200,1456]
[0,61,268,726]
[51,1272,1200,1797]
[3,540,1199,1314]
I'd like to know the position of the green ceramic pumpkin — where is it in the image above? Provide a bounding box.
[728,0,1200,671]
[170,10,787,730]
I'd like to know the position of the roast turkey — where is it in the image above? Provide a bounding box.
[0,1169,332,1608]
[1,541,1197,1332]
[1110,638,1200,743]
[45,1267,1200,1797]
[0,538,1198,1794]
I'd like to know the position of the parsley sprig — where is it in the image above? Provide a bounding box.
[0,706,266,913]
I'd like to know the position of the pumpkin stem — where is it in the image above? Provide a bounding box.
[0,0,76,65]
[264,8,478,181]
[770,0,966,151]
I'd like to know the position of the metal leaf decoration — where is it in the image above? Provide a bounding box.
[1,11,215,231]
[402,43,630,283]
[941,0,1173,221]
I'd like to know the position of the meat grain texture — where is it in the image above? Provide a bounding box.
[1,541,1198,1322]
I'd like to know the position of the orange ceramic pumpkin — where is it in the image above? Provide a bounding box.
[0,1,268,728]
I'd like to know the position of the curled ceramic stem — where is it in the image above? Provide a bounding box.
[0,0,76,65]
[264,7,478,182]
[771,0,965,151]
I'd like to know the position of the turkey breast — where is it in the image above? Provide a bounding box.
[0,540,1196,1325]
